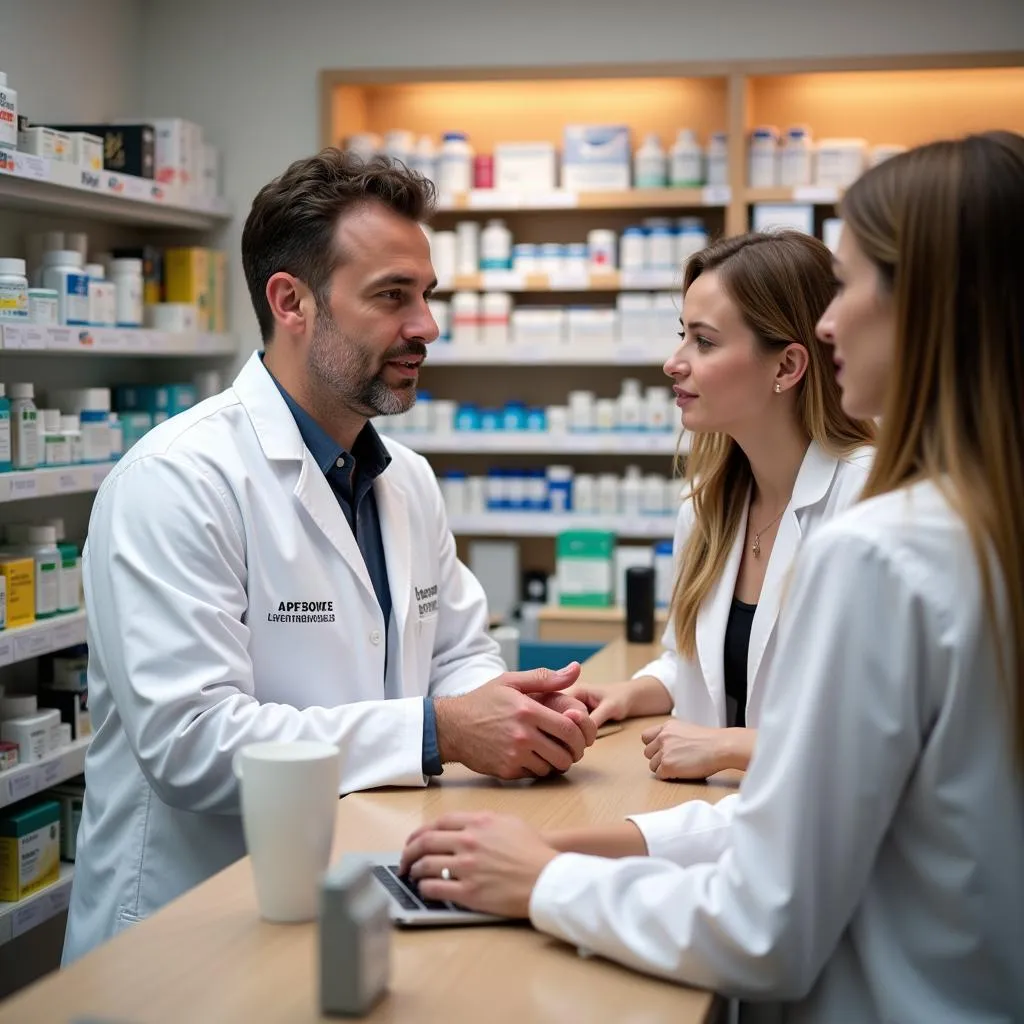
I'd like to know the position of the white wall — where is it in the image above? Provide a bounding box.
[99,0,1024,355]
[0,0,144,123]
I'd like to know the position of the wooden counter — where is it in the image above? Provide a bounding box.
[0,640,732,1024]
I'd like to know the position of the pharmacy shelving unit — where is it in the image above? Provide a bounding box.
[0,140,235,976]
[321,54,1024,584]
[449,512,676,539]
[390,431,686,456]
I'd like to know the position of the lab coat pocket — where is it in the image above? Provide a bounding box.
[114,906,144,934]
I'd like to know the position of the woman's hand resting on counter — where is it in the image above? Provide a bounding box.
[641,720,755,779]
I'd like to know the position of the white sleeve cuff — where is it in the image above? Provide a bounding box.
[627,793,739,867]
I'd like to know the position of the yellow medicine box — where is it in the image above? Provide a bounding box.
[0,557,34,628]
[164,247,211,330]
[0,799,61,901]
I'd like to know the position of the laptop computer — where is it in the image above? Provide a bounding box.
[340,851,502,926]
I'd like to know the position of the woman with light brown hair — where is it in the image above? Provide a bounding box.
[402,132,1024,1021]
[572,230,874,788]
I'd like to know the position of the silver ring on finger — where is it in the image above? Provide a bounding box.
[441,866,454,882]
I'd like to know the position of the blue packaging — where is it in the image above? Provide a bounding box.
[502,401,527,431]
[454,403,480,431]
[525,407,546,432]
[480,408,501,432]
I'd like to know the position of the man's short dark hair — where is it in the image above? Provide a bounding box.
[241,149,436,342]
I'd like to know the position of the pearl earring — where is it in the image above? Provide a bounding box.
[774,382,782,393]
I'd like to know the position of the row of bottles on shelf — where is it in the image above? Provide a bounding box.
[0,518,82,632]
[424,291,680,350]
[0,373,223,472]
[0,231,227,332]
[378,381,678,436]
[426,217,709,280]
[440,465,681,518]
[0,67,221,203]
[748,127,906,189]
[344,125,728,194]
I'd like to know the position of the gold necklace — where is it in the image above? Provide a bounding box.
[751,508,785,558]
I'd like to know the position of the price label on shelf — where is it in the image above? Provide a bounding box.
[52,620,84,652]
[42,758,63,787]
[91,465,113,488]
[14,153,47,181]
[529,191,578,208]
[57,471,81,494]
[0,638,12,668]
[80,169,102,191]
[1,324,25,349]
[701,185,731,205]
[548,269,591,290]
[15,632,49,661]
[21,326,47,350]
[12,899,47,941]
[9,475,39,499]
[46,327,79,351]
[6,771,35,804]
[619,269,677,290]
[468,190,521,210]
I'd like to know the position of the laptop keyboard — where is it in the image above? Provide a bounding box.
[373,865,457,912]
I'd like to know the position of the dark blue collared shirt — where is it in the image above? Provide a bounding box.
[267,367,442,776]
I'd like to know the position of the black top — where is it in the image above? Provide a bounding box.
[723,597,757,727]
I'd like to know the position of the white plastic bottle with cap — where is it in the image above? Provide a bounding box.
[42,250,90,326]
[410,135,437,186]
[61,414,84,464]
[670,129,704,187]
[618,379,644,432]
[9,383,39,469]
[8,524,60,619]
[707,132,729,187]
[622,465,643,517]
[748,127,781,188]
[0,258,29,321]
[480,219,513,270]
[634,133,667,189]
[780,126,815,187]
[111,258,143,327]
[437,133,474,197]
[597,473,621,515]
[41,409,70,466]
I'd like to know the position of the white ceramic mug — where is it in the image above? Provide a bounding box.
[233,740,342,923]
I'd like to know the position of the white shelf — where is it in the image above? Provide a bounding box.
[0,737,89,811]
[448,513,676,538]
[0,612,87,671]
[0,864,75,946]
[745,185,842,204]
[0,149,230,229]
[0,323,236,356]
[425,345,665,367]
[436,186,730,213]
[389,432,684,455]
[0,463,114,503]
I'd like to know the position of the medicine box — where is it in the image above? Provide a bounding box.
[494,142,557,193]
[209,250,227,333]
[0,557,34,629]
[164,248,211,329]
[0,741,18,773]
[18,126,71,162]
[67,132,103,172]
[115,118,201,195]
[112,246,163,306]
[48,781,85,861]
[40,687,91,742]
[562,125,631,193]
[556,530,615,608]
[47,124,155,179]
[0,799,60,901]
[511,308,565,348]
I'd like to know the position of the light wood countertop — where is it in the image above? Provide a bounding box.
[0,639,731,1024]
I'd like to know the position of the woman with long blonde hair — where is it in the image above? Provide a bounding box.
[402,132,1024,1020]
[572,231,874,785]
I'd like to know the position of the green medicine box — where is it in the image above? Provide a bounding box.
[0,799,61,901]
[556,530,616,608]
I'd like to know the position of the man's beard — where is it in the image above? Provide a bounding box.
[308,310,424,418]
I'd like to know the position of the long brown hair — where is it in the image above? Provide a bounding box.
[842,131,1024,764]
[672,232,875,657]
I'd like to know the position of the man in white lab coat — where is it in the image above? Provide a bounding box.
[63,150,595,962]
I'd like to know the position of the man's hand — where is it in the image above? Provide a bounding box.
[531,690,598,747]
[400,812,556,918]
[435,663,595,779]
[641,719,750,779]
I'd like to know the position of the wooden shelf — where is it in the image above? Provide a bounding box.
[425,345,665,367]
[744,186,842,204]
[436,188,729,213]
[437,268,681,293]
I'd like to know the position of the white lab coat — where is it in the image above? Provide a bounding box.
[531,481,1024,1022]
[627,442,872,866]
[63,352,505,964]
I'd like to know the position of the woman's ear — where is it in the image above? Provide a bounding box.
[775,342,809,393]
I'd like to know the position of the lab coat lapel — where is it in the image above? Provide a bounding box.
[695,498,749,724]
[746,441,838,698]
[374,471,411,648]
[232,351,377,603]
